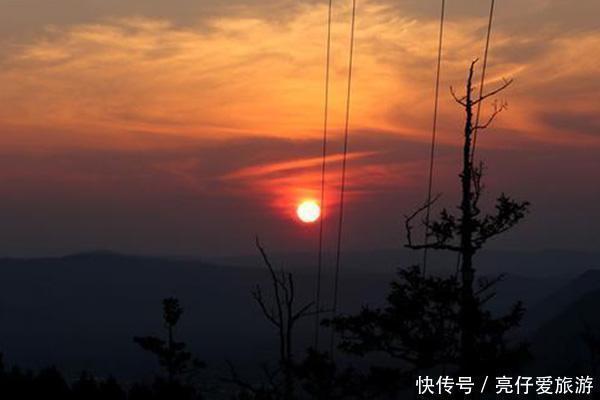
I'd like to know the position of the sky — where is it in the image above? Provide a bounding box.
[0,0,598,257]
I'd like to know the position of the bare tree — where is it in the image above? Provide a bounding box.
[252,237,321,400]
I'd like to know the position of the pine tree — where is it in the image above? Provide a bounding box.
[134,296,205,398]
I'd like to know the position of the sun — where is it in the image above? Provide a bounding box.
[296,200,321,223]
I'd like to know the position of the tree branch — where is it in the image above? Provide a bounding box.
[473,78,513,105]
[256,237,284,328]
[252,285,280,327]
[475,274,506,297]
[404,194,441,247]
[450,86,467,106]
[474,100,508,130]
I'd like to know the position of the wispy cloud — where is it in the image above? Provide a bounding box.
[1,0,598,152]
[223,151,377,180]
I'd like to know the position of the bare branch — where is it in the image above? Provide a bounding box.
[256,236,284,329]
[277,268,292,307]
[475,273,506,296]
[406,242,462,252]
[404,194,442,247]
[450,86,467,106]
[291,301,315,322]
[223,360,259,394]
[479,291,497,305]
[256,236,275,275]
[471,162,484,216]
[252,285,280,327]
[474,100,508,130]
[404,194,462,252]
[287,272,295,308]
[473,78,513,105]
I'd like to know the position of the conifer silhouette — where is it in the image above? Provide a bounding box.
[134,297,205,399]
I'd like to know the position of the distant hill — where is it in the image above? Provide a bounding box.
[530,283,600,374]
[0,251,391,379]
[212,248,599,278]
[0,249,597,379]
[526,269,600,332]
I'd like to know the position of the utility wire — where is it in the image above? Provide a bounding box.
[330,0,357,357]
[422,0,446,276]
[313,0,334,350]
[471,0,496,165]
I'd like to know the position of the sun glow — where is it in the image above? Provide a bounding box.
[296,200,321,223]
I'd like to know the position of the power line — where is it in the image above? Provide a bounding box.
[471,0,496,165]
[422,0,446,276]
[330,0,357,357]
[313,0,334,350]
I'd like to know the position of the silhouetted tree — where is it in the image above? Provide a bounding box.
[228,238,322,400]
[0,352,211,399]
[72,371,100,400]
[253,237,321,400]
[253,238,319,399]
[327,266,459,395]
[134,297,205,398]
[292,348,378,400]
[413,59,529,378]
[129,383,154,400]
[329,60,530,396]
[32,366,71,399]
[98,376,127,400]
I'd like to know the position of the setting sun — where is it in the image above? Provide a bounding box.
[296,200,321,223]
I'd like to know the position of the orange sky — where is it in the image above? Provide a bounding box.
[1,2,598,147]
[0,0,598,256]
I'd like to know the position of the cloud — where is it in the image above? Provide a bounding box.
[0,0,598,255]
[1,0,597,152]
[223,151,377,180]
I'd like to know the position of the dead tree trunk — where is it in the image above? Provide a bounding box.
[459,61,477,378]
